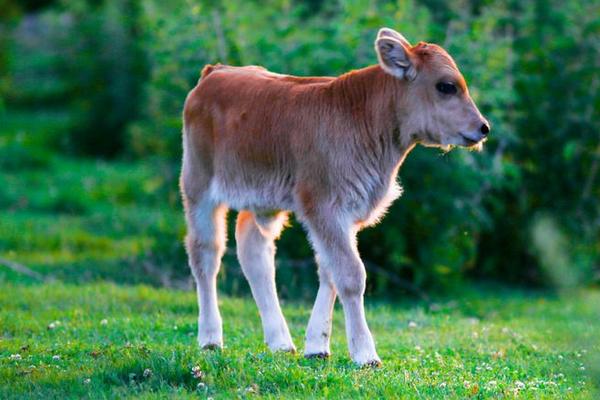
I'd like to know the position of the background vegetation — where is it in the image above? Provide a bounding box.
[1,0,599,317]
[2,0,598,295]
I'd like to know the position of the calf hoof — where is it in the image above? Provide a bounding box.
[201,343,222,351]
[361,359,382,368]
[304,352,330,359]
[280,347,297,355]
[268,341,297,354]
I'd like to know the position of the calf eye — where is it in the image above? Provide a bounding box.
[436,82,457,95]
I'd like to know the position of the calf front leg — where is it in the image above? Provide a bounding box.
[305,217,380,366]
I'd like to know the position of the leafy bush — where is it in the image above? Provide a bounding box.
[4,0,146,157]
[2,0,598,292]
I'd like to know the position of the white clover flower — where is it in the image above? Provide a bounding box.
[191,366,203,379]
[245,384,259,394]
[408,321,417,329]
[515,381,525,389]
[83,378,91,385]
[197,382,206,390]
[47,320,61,330]
[463,380,471,388]
[491,350,504,358]
[9,354,21,361]
[100,319,108,326]
[143,368,152,378]
[52,355,61,361]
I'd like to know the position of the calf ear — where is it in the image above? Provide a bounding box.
[375,36,417,81]
[377,27,411,48]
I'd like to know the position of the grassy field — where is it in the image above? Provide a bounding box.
[1,110,599,398]
[1,283,599,398]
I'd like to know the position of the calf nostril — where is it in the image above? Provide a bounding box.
[480,123,490,135]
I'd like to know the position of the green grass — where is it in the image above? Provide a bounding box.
[1,110,599,398]
[1,283,599,399]
[0,110,187,286]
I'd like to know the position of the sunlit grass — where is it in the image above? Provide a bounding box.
[0,283,598,399]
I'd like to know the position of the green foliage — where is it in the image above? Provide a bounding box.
[3,0,146,156]
[2,0,599,290]
[65,0,146,157]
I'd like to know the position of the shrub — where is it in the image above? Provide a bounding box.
[3,0,598,292]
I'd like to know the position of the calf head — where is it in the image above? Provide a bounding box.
[375,28,490,149]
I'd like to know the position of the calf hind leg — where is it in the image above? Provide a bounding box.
[184,193,228,349]
[236,211,296,352]
[304,263,337,358]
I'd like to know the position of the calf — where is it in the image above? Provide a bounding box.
[180,27,489,366]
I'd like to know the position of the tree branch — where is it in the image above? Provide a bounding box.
[0,257,49,281]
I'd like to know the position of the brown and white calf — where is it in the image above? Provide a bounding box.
[180,28,489,366]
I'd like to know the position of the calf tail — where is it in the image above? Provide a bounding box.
[200,63,224,80]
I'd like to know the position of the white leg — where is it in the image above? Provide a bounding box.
[235,211,296,352]
[304,262,336,358]
[184,194,227,349]
[306,217,380,366]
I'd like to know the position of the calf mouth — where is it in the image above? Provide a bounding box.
[458,132,483,147]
